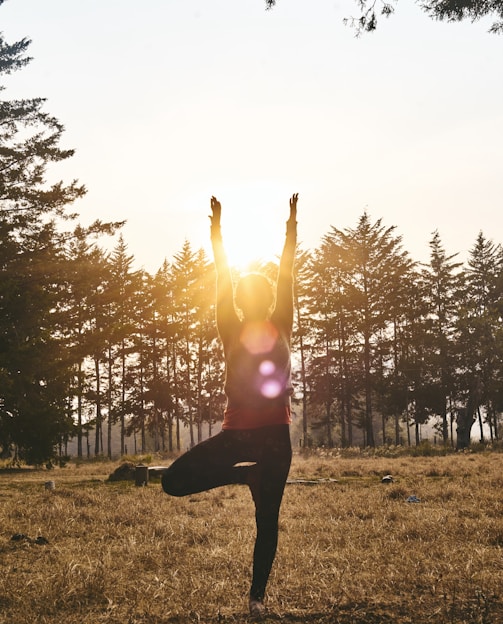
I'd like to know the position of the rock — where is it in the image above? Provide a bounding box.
[107,461,136,482]
[33,536,49,545]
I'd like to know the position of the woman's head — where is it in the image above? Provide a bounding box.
[235,273,274,320]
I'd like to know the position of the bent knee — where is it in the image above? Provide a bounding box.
[161,469,185,497]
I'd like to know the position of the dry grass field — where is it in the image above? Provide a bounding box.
[1,449,502,624]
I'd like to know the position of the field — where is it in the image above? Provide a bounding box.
[1,450,502,624]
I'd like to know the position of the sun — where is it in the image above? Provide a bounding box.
[224,236,267,272]
[219,209,284,272]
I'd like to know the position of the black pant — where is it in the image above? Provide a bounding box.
[161,424,292,601]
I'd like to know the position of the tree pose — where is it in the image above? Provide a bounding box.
[162,193,298,618]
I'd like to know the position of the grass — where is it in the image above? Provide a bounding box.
[0,452,502,623]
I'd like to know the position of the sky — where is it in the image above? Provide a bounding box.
[1,0,502,273]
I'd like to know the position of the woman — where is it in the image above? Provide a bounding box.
[162,193,298,618]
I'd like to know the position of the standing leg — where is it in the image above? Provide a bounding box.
[248,426,292,612]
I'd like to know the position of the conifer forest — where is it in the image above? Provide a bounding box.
[1,6,503,466]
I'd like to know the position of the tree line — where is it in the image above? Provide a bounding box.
[1,7,503,464]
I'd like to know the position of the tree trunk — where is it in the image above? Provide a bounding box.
[94,356,102,456]
[121,343,126,456]
[346,381,353,447]
[172,343,181,451]
[294,269,309,447]
[325,403,333,447]
[457,386,479,450]
[441,403,449,445]
[477,406,485,443]
[140,354,146,453]
[77,362,83,458]
[196,338,203,444]
[490,401,499,440]
[340,403,346,448]
[167,412,173,452]
[364,336,375,447]
[456,406,475,450]
[107,346,113,459]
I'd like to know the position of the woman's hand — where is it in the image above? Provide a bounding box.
[289,193,298,218]
[210,196,221,228]
[287,193,298,233]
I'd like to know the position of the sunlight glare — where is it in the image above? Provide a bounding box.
[219,204,285,272]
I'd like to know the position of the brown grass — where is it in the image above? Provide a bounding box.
[0,452,502,623]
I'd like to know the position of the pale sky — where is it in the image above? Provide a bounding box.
[2,0,502,272]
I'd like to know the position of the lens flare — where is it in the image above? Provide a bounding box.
[240,321,278,355]
[257,359,283,398]
[261,379,282,398]
[259,360,275,375]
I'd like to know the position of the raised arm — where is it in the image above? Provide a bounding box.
[273,193,298,333]
[210,196,239,341]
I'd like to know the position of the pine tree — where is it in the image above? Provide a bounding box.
[456,232,503,447]
[171,241,206,448]
[63,226,106,457]
[292,247,314,447]
[306,237,356,447]
[108,235,142,455]
[325,213,412,447]
[421,231,463,445]
[0,21,85,463]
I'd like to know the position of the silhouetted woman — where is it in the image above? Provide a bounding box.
[162,193,298,618]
